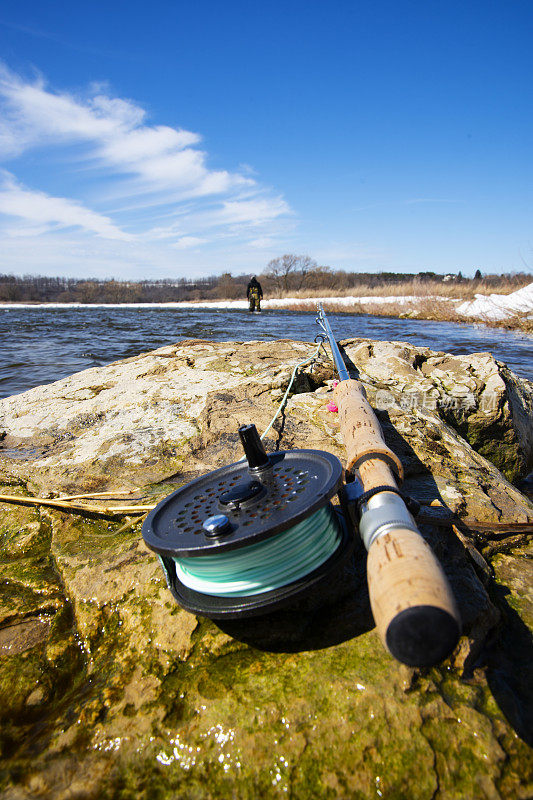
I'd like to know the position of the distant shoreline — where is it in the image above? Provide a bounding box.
[1,291,531,332]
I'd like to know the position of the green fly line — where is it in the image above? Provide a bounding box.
[260,339,326,441]
[174,504,341,597]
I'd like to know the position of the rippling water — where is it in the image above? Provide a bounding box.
[0,306,531,398]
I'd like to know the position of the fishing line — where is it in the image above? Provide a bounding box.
[259,340,326,441]
[233,340,328,464]
[173,504,341,597]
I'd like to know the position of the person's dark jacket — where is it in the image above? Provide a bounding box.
[246,278,263,299]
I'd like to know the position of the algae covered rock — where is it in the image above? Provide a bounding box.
[0,338,532,799]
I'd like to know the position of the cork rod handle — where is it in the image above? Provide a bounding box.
[366,527,460,666]
[333,379,460,666]
[334,380,404,479]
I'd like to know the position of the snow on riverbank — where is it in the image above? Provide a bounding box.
[0,295,458,310]
[456,282,533,321]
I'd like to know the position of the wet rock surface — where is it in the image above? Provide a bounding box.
[0,338,532,799]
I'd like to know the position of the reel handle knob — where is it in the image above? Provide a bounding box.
[238,424,270,470]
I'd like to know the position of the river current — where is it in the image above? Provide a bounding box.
[0,306,531,398]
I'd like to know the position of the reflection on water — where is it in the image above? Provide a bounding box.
[0,306,531,398]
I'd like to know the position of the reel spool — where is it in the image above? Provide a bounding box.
[142,424,354,618]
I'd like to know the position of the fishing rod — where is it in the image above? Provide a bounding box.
[142,314,460,667]
[315,303,460,666]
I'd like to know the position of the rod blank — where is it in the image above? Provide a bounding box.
[316,304,350,382]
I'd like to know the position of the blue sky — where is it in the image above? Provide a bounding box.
[0,0,532,279]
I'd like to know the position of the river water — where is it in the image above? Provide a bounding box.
[0,306,531,398]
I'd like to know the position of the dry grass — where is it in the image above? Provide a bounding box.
[278,296,533,333]
[279,298,459,319]
[272,276,531,301]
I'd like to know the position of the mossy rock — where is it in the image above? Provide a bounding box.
[0,338,532,798]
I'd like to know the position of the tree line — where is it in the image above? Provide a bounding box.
[0,258,529,303]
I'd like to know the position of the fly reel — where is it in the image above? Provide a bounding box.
[142,424,354,618]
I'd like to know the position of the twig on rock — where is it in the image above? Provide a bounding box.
[0,493,155,517]
[114,513,149,534]
[57,488,142,500]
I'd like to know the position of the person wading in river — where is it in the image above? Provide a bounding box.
[246,276,263,312]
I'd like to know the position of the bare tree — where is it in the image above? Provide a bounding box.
[306,266,337,291]
[266,254,317,294]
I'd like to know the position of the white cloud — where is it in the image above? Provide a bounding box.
[0,64,291,275]
[0,172,131,240]
[145,195,291,242]
[100,125,201,164]
[0,67,144,148]
[0,65,252,201]
[217,197,291,226]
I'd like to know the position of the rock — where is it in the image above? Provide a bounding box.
[0,337,532,799]
[339,339,533,482]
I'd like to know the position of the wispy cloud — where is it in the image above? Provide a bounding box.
[0,171,131,240]
[0,64,291,276]
[147,196,291,242]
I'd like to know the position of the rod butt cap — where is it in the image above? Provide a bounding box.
[385,605,460,667]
